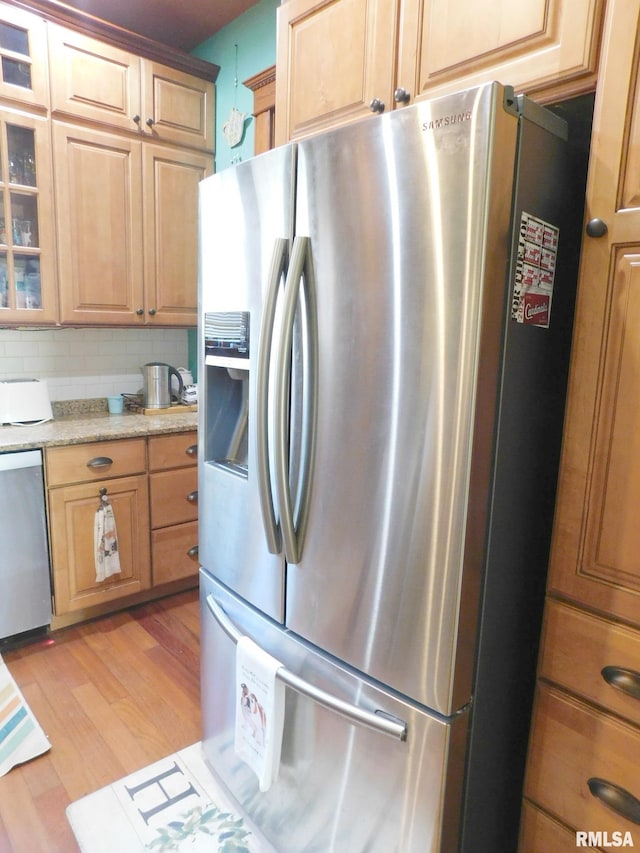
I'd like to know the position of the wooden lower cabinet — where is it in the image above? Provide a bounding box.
[49,473,151,613]
[149,466,198,528]
[524,684,640,841]
[148,431,199,585]
[46,430,198,623]
[522,602,640,850]
[152,521,199,585]
[520,801,598,851]
[46,437,146,486]
[539,601,640,730]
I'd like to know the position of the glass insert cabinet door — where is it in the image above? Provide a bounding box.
[0,112,55,323]
[0,6,48,108]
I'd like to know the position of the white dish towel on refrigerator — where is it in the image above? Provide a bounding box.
[235,636,285,792]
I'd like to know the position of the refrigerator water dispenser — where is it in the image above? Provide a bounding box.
[203,311,250,477]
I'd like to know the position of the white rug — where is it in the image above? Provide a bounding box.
[0,655,51,776]
[67,742,276,852]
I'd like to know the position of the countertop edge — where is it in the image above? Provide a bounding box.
[0,411,198,452]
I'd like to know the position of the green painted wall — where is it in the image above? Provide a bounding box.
[193,0,280,173]
[189,0,279,378]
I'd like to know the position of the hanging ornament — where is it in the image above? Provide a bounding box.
[223,44,248,149]
[223,106,247,149]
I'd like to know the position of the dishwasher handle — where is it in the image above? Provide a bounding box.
[205,593,408,742]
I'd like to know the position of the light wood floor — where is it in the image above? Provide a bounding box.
[0,588,201,852]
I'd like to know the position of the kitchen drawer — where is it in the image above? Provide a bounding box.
[152,521,199,584]
[540,599,640,728]
[524,683,640,843]
[46,438,147,486]
[519,801,596,851]
[148,431,197,471]
[150,467,198,528]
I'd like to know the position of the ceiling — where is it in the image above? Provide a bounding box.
[60,0,259,52]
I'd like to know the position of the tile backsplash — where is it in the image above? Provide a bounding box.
[0,327,190,401]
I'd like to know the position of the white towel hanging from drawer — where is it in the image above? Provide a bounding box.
[94,493,121,583]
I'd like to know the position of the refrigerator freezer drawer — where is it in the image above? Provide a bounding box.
[200,571,468,853]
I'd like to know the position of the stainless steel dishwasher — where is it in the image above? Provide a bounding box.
[0,449,51,642]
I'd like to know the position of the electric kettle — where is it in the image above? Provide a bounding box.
[142,362,183,409]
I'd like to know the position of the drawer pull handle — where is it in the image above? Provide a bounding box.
[601,666,640,700]
[186,444,197,457]
[186,490,198,503]
[87,456,113,469]
[187,545,199,559]
[588,778,640,824]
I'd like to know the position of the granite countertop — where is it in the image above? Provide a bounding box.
[0,400,198,453]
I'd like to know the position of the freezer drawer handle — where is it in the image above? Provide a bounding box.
[205,593,407,742]
[587,777,640,824]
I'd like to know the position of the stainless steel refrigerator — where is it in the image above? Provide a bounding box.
[198,82,586,852]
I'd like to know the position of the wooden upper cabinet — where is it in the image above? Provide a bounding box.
[53,122,211,326]
[48,24,141,132]
[142,144,212,326]
[275,0,397,144]
[48,24,214,151]
[53,122,144,325]
[546,0,640,625]
[399,0,604,105]
[0,3,49,109]
[0,109,57,324]
[275,0,604,142]
[142,60,214,152]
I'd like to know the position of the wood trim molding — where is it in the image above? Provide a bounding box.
[244,65,276,154]
[244,65,276,93]
[3,0,220,81]
[244,65,276,113]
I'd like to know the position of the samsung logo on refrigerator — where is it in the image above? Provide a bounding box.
[422,110,473,131]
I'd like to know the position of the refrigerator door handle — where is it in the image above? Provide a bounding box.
[256,237,289,554]
[205,593,407,742]
[275,235,318,565]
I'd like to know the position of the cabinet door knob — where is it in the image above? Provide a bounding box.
[148,308,156,316]
[187,545,199,559]
[186,490,198,503]
[601,665,640,699]
[186,444,197,457]
[136,307,144,316]
[146,117,155,128]
[369,98,385,114]
[394,87,411,104]
[587,778,640,824]
[132,115,141,125]
[87,456,113,469]
[586,218,608,237]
